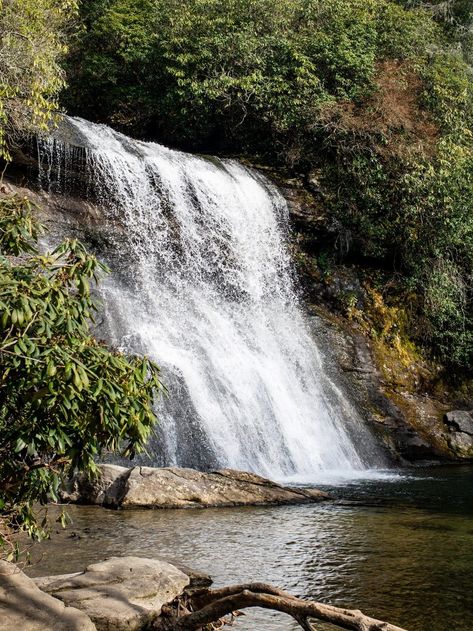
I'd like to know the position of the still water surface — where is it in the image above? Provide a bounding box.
[26,466,473,630]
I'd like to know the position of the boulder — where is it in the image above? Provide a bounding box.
[0,560,96,631]
[156,559,212,588]
[34,556,190,631]
[444,410,473,435]
[63,463,131,507]
[66,464,330,509]
[444,411,473,458]
[123,466,328,508]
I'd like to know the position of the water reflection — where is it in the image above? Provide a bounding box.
[26,467,473,630]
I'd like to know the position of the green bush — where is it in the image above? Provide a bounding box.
[0,195,162,555]
[320,49,473,366]
[64,0,440,155]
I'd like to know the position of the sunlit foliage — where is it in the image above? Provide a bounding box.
[0,0,77,158]
[0,195,162,555]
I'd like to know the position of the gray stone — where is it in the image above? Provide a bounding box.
[444,410,473,435]
[0,560,96,631]
[447,431,473,457]
[63,463,131,507]
[156,559,212,588]
[444,411,473,457]
[34,572,83,591]
[69,464,330,509]
[34,556,190,631]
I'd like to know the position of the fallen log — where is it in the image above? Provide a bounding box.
[155,582,408,631]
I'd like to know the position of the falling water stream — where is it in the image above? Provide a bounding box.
[38,117,384,479]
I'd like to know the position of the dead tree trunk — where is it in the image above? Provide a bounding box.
[155,582,408,631]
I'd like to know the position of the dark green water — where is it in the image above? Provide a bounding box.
[26,466,473,630]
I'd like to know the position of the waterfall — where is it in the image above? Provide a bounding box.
[38,117,384,479]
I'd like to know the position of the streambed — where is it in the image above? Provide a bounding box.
[26,466,473,630]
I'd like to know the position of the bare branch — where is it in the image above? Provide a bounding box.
[155,583,408,631]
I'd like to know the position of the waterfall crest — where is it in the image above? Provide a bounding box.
[38,117,384,479]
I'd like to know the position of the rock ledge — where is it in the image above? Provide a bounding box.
[0,560,96,631]
[63,464,330,509]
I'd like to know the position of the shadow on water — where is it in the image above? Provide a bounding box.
[24,466,473,631]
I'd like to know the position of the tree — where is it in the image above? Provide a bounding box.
[0,0,77,159]
[0,193,162,556]
[395,1,472,63]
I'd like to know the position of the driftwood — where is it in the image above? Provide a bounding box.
[155,582,408,631]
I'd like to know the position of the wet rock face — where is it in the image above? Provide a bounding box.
[63,464,330,509]
[280,180,467,465]
[444,411,473,457]
[5,165,467,466]
[0,560,96,631]
[34,556,190,631]
[307,309,452,464]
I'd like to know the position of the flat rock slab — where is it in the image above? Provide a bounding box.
[64,464,330,508]
[34,556,189,631]
[0,560,96,631]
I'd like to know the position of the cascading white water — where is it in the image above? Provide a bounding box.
[38,116,384,479]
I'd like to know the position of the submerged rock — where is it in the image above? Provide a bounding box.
[63,464,330,509]
[34,556,190,631]
[0,560,96,631]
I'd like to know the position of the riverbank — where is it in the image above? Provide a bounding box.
[2,553,407,631]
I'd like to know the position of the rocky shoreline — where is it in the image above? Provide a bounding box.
[0,467,331,630]
[63,464,330,509]
[1,551,409,631]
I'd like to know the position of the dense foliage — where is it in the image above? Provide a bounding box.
[63,0,439,154]
[0,195,162,554]
[0,0,77,159]
[320,53,473,367]
[63,0,473,369]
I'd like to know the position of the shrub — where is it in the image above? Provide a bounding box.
[0,194,162,556]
